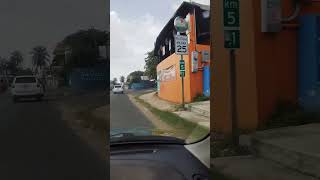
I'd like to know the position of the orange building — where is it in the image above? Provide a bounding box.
[154,2,210,104]
[211,0,320,133]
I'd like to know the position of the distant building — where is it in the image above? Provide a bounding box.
[154,2,210,103]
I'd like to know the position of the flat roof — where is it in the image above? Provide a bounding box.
[154,1,210,55]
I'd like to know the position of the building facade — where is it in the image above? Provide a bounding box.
[155,2,210,103]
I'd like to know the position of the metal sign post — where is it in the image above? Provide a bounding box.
[174,16,189,110]
[223,0,240,147]
[179,58,186,109]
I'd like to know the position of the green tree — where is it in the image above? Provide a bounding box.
[144,50,159,80]
[8,51,24,73]
[127,71,144,84]
[54,28,109,71]
[30,46,50,74]
[112,78,118,84]
[120,76,125,83]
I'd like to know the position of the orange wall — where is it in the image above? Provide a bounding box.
[211,0,320,133]
[157,11,211,103]
[157,54,191,103]
[211,0,258,133]
[253,1,320,125]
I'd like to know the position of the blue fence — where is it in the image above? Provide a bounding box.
[203,66,210,97]
[298,14,320,111]
[69,65,108,91]
[129,81,155,90]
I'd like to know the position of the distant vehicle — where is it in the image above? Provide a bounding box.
[112,84,124,94]
[10,76,44,102]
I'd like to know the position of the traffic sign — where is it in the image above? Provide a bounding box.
[175,35,188,55]
[223,0,240,49]
[180,71,185,77]
[179,60,185,72]
[224,30,240,49]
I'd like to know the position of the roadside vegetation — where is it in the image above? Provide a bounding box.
[260,100,320,130]
[135,95,209,143]
[76,108,108,135]
[193,94,210,102]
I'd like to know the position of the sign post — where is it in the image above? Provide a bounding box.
[223,0,240,147]
[174,16,188,109]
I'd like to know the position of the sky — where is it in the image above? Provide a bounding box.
[110,0,210,80]
[0,0,109,69]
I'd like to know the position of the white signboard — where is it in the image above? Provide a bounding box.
[191,51,198,73]
[174,35,188,55]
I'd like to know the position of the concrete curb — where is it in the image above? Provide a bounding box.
[187,104,210,118]
[251,136,320,178]
[127,94,173,131]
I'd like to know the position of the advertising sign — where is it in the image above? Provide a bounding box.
[158,65,176,82]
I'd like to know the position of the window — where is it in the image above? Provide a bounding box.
[162,46,165,56]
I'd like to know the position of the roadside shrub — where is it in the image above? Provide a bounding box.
[260,100,320,130]
[193,94,209,102]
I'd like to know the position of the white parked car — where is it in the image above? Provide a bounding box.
[11,76,44,102]
[112,85,124,94]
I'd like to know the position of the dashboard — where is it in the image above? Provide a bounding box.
[110,142,209,180]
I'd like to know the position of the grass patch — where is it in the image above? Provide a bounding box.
[211,134,251,158]
[193,94,210,102]
[135,96,209,142]
[76,109,108,134]
[259,100,320,130]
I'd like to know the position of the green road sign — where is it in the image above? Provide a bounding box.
[179,60,185,71]
[223,0,240,49]
[180,71,185,77]
[223,0,240,27]
[224,30,240,49]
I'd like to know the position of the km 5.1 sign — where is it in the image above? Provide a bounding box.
[223,0,240,49]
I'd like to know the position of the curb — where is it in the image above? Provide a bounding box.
[127,94,173,131]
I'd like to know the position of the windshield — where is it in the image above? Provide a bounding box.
[110,1,210,144]
[15,77,36,83]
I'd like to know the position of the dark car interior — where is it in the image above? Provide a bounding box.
[110,137,209,180]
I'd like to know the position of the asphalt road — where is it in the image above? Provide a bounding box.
[0,90,107,180]
[110,91,154,130]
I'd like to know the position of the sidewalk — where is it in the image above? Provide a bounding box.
[54,89,108,160]
[213,123,320,180]
[139,91,210,129]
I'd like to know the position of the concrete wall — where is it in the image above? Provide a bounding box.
[157,54,191,103]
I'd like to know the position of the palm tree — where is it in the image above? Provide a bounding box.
[9,51,24,73]
[30,46,50,74]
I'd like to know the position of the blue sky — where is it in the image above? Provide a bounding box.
[110,0,210,80]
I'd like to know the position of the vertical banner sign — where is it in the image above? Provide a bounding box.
[179,59,185,77]
[223,0,240,49]
[191,51,199,73]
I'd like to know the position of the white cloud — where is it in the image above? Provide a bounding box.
[110,11,163,79]
[110,0,210,80]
